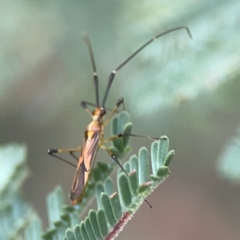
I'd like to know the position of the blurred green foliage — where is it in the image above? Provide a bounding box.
[217,124,240,183]
[0,138,174,239]
[0,143,40,240]
[1,0,240,239]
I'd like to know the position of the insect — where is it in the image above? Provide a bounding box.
[48,26,192,204]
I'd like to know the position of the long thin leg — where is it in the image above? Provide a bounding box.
[104,133,166,143]
[81,101,119,113]
[47,147,82,167]
[83,35,100,106]
[101,145,128,177]
[101,26,192,107]
[103,97,125,127]
[81,101,93,117]
[101,145,152,208]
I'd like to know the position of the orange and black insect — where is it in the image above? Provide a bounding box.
[48,26,192,204]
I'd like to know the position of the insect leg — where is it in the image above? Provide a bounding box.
[80,101,117,113]
[81,101,94,117]
[101,145,128,177]
[103,97,125,127]
[47,147,82,167]
[101,145,152,208]
[105,133,166,142]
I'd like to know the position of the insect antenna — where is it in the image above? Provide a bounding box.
[101,26,192,107]
[83,34,100,107]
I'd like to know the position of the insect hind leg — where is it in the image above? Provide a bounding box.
[101,144,152,208]
[101,145,128,177]
[47,147,82,167]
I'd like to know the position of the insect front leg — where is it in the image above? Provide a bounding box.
[81,101,94,117]
[104,97,125,127]
[80,100,118,113]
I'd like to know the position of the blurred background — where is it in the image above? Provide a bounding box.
[1,0,240,239]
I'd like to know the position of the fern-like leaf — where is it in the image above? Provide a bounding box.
[62,136,174,240]
[40,111,174,240]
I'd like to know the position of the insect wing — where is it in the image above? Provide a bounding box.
[70,131,100,204]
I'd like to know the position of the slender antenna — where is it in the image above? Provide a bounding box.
[101,26,192,107]
[83,34,100,106]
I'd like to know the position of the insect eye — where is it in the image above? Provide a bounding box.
[100,108,106,116]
